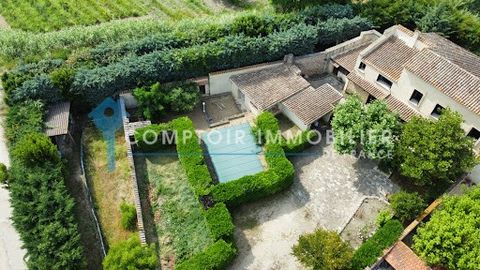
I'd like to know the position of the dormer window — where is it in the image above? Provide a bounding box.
[409,90,423,105]
[431,104,444,118]
[358,62,366,72]
[376,74,393,89]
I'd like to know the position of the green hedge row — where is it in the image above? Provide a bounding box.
[6,102,85,269]
[175,239,237,270]
[350,219,404,270]
[282,130,318,153]
[203,202,235,241]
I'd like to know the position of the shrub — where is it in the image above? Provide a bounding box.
[376,209,394,227]
[292,228,353,270]
[350,219,403,270]
[0,163,8,185]
[5,101,44,143]
[270,0,350,12]
[103,236,157,270]
[12,132,60,165]
[133,82,200,120]
[253,111,281,144]
[50,67,76,99]
[389,191,426,223]
[175,239,237,270]
[203,203,235,241]
[120,202,137,231]
[282,130,318,153]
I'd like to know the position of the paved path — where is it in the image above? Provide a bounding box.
[229,143,398,270]
[0,89,27,270]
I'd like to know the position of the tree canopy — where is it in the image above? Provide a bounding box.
[332,96,400,160]
[413,186,480,270]
[292,228,353,270]
[396,108,477,186]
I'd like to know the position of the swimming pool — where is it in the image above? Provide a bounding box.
[202,123,264,183]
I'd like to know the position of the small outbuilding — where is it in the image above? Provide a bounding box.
[45,102,73,153]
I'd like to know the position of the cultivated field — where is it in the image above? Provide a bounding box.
[0,0,266,32]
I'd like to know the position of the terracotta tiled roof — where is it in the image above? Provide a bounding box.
[231,64,311,110]
[281,83,343,126]
[332,44,372,72]
[384,95,420,121]
[363,36,419,81]
[347,72,389,99]
[384,241,430,270]
[45,102,71,137]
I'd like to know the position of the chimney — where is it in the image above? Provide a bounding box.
[407,30,421,48]
[284,54,294,66]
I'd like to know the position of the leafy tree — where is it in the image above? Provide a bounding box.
[103,236,157,270]
[133,83,166,119]
[396,109,477,186]
[120,202,137,231]
[292,228,353,270]
[13,132,60,165]
[389,191,426,223]
[417,1,456,38]
[413,186,480,269]
[165,83,200,113]
[332,96,400,160]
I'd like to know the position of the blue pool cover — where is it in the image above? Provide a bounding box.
[202,123,264,183]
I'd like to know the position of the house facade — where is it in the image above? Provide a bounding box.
[331,25,480,146]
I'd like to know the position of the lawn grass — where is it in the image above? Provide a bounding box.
[0,0,269,32]
[134,151,214,268]
[84,125,135,247]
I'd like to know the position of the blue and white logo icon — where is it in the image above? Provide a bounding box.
[88,98,123,171]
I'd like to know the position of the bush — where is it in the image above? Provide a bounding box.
[282,130,318,153]
[350,219,403,270]
[270,0,350,12]
[12,132,60,165]
[120,202,137,231]
[253,111,281,144]
[0,163,8,185]
[389,191,426,223]
[133,82,200,120]
[203,203,235,241]
[175,239,237,270]
[5,101,44,143]
[50,67,76,99]
[292,228,353,270]
[103,236,157,270]
[376,209,393,227]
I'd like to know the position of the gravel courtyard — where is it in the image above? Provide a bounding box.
[229,143,399,270]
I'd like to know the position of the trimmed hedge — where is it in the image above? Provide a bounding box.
[175,240,237,270]
[282,130,318,153]
[203,202,235,241]
[350,219,404,270]
[210,143,295,207]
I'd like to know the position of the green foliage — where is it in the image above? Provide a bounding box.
[134,123,172,151]
[332,96,400,160]
[396,109,477,186]
[416,1,456,38]
[413,186,480,269]
[0,163,8,185]
[175,239,237,270]
[211,143,295,207]
[133,81,200,120]
[120,202,137,231]
[389,191,426,223]
[203,203,235,241]
[5,101,44,143]
[12,132,60,165]
[298,4,355,25]
[376,209,393,227]
[350,219,403,270]
[292,228,353,270]
[270,0,350,12]
[282,130,319,153]
[253,111,281,144]
[50,67,76,99]
[103,236,157,270]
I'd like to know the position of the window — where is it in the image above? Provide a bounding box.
[358,62,366,71]
[409,90,423,105]
[376,74,393,89]
[467,128,480,141]
[431,104,444,118]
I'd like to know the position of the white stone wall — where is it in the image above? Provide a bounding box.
[278,103,309,131]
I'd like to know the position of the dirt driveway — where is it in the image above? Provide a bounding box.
[229,143,398,270]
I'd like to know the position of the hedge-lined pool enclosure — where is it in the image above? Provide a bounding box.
[202,123,263,183]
